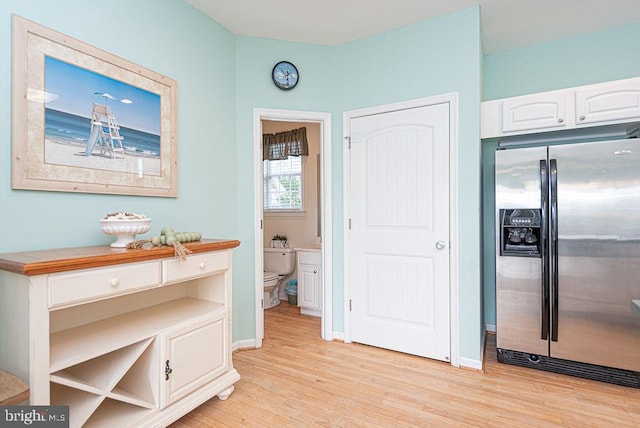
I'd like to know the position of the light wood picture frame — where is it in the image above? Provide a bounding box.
[12,15,178,197]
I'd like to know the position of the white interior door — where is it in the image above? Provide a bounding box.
[348,102,451,361]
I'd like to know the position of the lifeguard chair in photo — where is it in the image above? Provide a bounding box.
[85,102,125,159]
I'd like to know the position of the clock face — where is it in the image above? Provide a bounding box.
[272,61,299,90]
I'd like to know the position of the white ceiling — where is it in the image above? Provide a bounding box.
[186,0,640,54]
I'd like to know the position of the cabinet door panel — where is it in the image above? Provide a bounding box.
[162,315,227,407]
[575,79,640,125]
[501,92,567,133]
[299,264,320,311]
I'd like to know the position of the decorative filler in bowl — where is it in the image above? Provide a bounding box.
[100,212,152,248]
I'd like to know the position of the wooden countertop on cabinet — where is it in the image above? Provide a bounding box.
[0,239,240,276]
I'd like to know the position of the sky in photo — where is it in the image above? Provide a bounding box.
[44,56,161,136]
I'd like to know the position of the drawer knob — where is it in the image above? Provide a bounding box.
[557,118,564,123]
[199,262,206,270]
[579,115,586,121]
[110,278,120,287]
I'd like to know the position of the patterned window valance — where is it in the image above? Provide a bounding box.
[263,127,309,160]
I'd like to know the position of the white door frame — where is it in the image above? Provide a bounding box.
[253,108,333,347]
[342,94,460,367]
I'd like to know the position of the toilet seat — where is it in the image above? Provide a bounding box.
[264,271,279,281]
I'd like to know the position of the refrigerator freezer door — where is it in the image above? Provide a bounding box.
[496,146,549,356]
[550,139,640,372]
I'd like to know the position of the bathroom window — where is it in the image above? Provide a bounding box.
[263,156,304,212]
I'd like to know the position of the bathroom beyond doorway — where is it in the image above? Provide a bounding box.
[253,108,333,347]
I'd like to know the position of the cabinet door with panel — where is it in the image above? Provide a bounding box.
[298,263,320,311]
[575,78,640,126]
[297,250,321,316]
[162,312,229,407]
[501,91,568,134]
[161,314,228,407]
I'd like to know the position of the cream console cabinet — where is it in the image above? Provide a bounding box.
[0,239,240,428]
[481,76,640,138]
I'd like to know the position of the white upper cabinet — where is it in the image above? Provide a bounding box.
[575,79,640,126]
[501,91,568,134]
[482,77,640,139]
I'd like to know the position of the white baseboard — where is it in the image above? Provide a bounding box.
[232,339,257,352]
[485,324,496,333]
[458,328,487,371]
[332,331,345,341]
[459,357,483,370]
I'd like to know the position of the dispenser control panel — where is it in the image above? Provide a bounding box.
[499,208,542,257]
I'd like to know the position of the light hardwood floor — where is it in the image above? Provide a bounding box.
[172,303,640,427]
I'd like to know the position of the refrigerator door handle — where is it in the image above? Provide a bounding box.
[550,158,559,342]
[540,160,550,340]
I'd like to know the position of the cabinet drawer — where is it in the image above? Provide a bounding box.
[297,250,321,266]
[49,261,161,309]
[162,251,229,284]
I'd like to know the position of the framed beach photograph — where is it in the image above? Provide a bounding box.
[12,15,178,197]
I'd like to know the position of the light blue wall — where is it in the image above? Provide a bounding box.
[481,22,640,327]
[483,22,640,100]
[1,0,260,346]
[235,7,483,360]
[2,1,485,361]
[481,138,498,329]
[0,0,238,254]
[234,38,334,341]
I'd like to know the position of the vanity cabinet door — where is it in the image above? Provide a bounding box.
[161,314,228,407]
[297,251,321,313]
[298,263,321,312]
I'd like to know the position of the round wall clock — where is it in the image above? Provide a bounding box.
[272,61,299,90]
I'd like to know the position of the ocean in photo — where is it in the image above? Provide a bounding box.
[45,108,161,157]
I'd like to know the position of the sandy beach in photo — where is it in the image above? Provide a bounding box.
[45,138,161,176]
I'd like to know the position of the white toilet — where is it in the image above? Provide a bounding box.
[263,247,295,309]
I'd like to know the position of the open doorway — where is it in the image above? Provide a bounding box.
[253,109,332,348]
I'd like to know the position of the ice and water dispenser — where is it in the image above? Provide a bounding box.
[499,208,542,257]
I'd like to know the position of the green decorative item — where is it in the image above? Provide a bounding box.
[271,234,288,248]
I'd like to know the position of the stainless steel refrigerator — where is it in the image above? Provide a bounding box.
[495,138,640,387]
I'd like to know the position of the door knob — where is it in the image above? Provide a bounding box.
[435,241,446,250]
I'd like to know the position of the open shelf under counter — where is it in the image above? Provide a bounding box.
[50,297,225,372]
[50,336,157,408]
